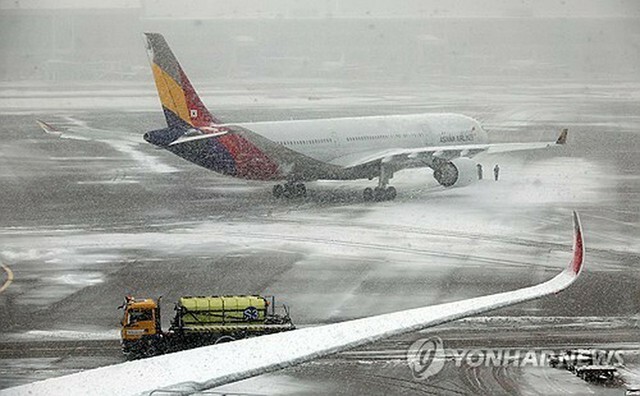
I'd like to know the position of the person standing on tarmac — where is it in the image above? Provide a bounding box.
[493,164,500,181]
[476,163,483,180]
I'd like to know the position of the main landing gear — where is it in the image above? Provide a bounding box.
[363,163,396,202]
[363,186,396,202]
[273,182,307,199]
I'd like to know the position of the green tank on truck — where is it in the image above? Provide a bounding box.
[119,295,294,359]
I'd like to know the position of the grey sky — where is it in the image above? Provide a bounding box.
[1,0,639,18]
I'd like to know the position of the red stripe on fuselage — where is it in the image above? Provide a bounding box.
[217,134,280,180]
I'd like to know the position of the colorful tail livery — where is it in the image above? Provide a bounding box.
[145,33,219,128]
[144,33,290,180]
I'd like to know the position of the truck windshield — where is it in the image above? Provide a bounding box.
[127,309,153,325]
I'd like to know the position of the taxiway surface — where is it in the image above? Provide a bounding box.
[0,77,638,394]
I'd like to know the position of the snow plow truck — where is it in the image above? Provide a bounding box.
[119,295,295,358]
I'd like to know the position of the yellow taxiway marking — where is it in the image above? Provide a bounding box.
[0,263,14,293]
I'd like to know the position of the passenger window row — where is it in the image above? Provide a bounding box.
[346,132,424,142]
[277,132,426,146]
[277,138,333,146]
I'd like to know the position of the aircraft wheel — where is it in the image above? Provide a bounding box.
[283,184,294,199]
[363,187,374,202]
[385,186,397,201]
[273,184,285,198]
[282,183,305,199]
[373,187,387,202]
[295,183,307,198]
[297,183,307,198]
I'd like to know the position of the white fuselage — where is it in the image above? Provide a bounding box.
[238,113,487,164]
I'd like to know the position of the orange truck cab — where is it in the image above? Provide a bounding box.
[120,297,160,342]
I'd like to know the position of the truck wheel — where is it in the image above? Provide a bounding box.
[145,346,157,357]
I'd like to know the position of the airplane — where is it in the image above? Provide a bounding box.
[3,212,585,395]
[140,32,568,201]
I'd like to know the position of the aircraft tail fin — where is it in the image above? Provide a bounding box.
[144,33,220,129]
[555,128,569,145]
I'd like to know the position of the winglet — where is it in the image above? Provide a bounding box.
[555,128,569,145]
[568,211,585,276]
[36,120,63,137]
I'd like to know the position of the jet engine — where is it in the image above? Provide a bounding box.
[432,157,477,187]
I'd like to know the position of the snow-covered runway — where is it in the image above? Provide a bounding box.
[0,79,638,394]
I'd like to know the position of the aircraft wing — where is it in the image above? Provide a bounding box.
[36,119,143,145]
[333,128,568,169]
[4,211,584,396]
